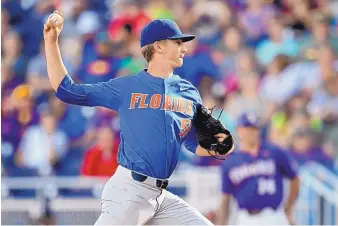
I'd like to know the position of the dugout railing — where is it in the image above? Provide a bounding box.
[1,163,337,225]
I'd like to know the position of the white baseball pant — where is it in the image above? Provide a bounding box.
[94,165,214,225]
[235,207,290,225]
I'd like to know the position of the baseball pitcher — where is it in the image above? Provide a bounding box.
[43,11,235,225]
[216,113,300,225]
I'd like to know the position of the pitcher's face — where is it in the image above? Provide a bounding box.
[162,39,188,68]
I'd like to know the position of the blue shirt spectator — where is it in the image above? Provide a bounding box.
[256,16,299,65]
[259,56,304,105]
[15,1,55,57]
[174,41,220,94]
[1,0,24,26]
[2,31,29,89]
[47,95,91,149]
[76,32,122,84]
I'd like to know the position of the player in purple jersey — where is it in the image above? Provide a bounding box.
[216,113,300,225]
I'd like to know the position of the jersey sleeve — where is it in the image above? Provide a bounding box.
[55,74,125,111]
[183,85,202,154]
[277,148,299,179]
[194,89,203,105]
[182,125,198,154]
[221,164,234,194]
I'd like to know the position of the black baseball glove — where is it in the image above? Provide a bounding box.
[192,104,234,156]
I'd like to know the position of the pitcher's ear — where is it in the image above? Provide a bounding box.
[154,41,165,53]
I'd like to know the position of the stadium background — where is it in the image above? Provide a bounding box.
[1,0,338,225]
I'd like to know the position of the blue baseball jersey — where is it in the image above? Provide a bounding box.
[221,142,298,210]
[56,70,202,179]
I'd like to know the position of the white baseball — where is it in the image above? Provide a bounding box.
[48,13,63,28]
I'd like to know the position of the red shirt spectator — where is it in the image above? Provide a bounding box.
[108,12,151,38]
[81,126,119,176]
[108,0,151,39]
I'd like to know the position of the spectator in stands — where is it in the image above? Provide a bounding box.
[115,25,147,76]
[307,74,338,122]
[259,55,305,106]
[315,0,338,19]
[308,74,338,156]
[81,126,119,177]
[73,9,102,68]
[291,43,338,99]
[88,107,119,130]
[269,107,312,148]
[226,72,266,122]
[313,43,338,83]
[1,86,17,169]
[145,0,174,20]
[238,0,277,46]
[174,38,221,98]
[192,0,232,30]
[48,95,92,149]
[1,85,40,164]
[62,0,99,39]
[256,15,299,66]
[226,0,247,11]
[1,0,24,28]
[16,0,55,57]
[171,1,195,33]
[72,0,89,19]
[14,109,68,176]
[298,12,338,61]
[27,40,73,104]
[283,0,313,32]
[76,31,123,84]
[1,8,10,39]
[190,13,224,46]
[109,0,151,38]
[282,91,310,117]
[26,41,52,98]
[289,127,334,169]
[266,87,312,147]
[216,26,245,79]
[1,61,12,93]
[223,48,260,93]
[236,49,261,77]
[1,31,29,91]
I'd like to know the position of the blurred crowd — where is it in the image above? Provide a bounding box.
[2,0,338,184]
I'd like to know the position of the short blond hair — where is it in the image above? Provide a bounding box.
[141,43,155,63]
[141,40,167,63]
